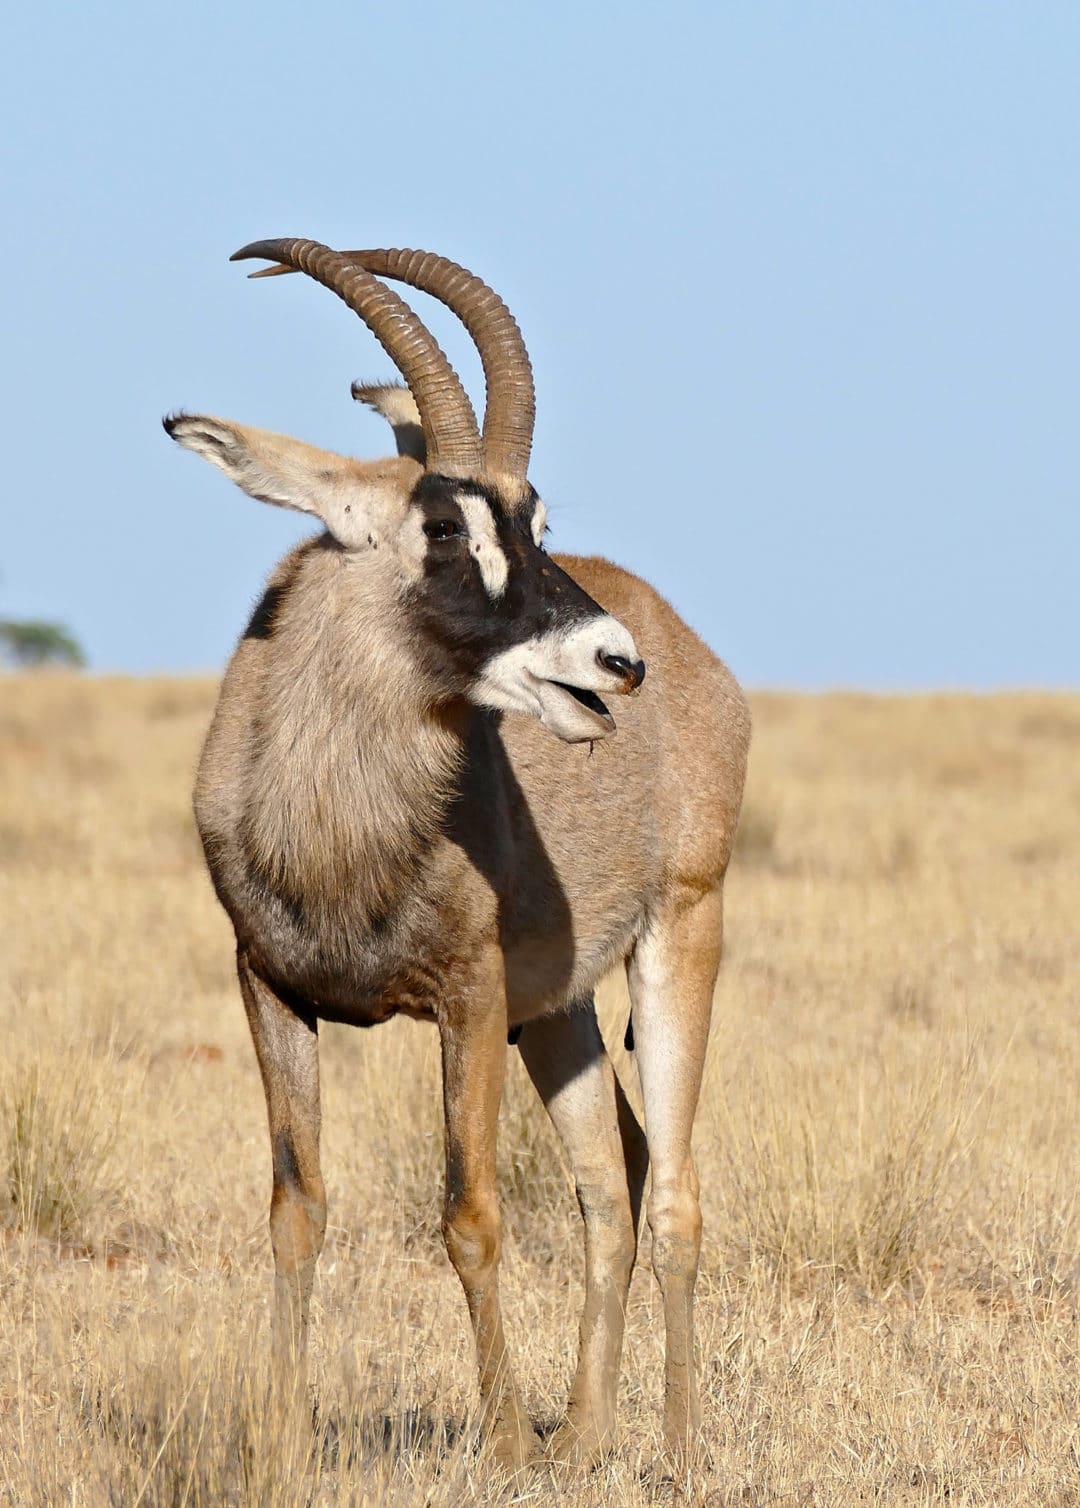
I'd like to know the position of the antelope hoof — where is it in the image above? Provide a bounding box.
[662,1408,704,1474]
[484,1407,540,1475]
[547,1411,613,1469]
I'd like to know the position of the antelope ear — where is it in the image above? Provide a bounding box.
[351,380,426,464]
[163,414,420,549]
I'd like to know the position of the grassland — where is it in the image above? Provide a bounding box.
[0,675,1077,1505]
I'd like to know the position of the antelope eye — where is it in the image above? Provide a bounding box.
[423,519,463,541]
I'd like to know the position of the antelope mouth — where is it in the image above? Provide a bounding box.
[545,680,616,734]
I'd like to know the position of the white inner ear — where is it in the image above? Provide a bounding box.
[352,382,426,463]
[167,415,400,552]
[395,508,428,584]
[458,493,509,599]
[301,477,394,551]
[237,458,382,549]
[531,498,548,547]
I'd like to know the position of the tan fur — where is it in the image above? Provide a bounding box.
[176,384,748,1473]
[191,505,748,1466]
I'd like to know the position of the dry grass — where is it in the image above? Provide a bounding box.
[0,675,1077,1505]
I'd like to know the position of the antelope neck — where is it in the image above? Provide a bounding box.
[248,560,466,925]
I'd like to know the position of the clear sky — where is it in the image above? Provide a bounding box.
[2,2,1077,687]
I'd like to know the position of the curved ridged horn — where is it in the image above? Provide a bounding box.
[231,239,482,476]
[253,248,535,480]
[355,251,535,481]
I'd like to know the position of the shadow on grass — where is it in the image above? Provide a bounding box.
[318,1399,468,1470]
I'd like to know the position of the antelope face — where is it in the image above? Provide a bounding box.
[402,474,645,743]
[170,239,650,743]
[164,415,644,744]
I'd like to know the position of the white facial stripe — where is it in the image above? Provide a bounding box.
[531,498,548,547]
[457,493,509,599]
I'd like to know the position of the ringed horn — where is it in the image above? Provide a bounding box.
[230,238,482,476]
[248,246,536,481]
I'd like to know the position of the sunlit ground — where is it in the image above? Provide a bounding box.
[1,677,1077,1504]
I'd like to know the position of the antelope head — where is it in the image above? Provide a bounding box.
[166,239,643,742]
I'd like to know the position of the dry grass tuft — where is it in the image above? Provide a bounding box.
[0,678,1078,1504]
[2,1057,119,1245]
[714,1046,976,1292]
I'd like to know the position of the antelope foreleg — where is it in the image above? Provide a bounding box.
[628,888,724,1463]
[238,954,326,1390]
[439,952,537,1471]
[518,1000,646,1466]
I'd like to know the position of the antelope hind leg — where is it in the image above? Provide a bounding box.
[517,1000,648,1466]
[238,952,326,1395]
[439,950,538,1471]
[628,886,724,1464]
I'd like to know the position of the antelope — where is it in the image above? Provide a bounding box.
[165,239,749,1470]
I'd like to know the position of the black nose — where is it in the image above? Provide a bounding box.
[597,651,646,690]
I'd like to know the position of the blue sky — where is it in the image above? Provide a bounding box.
[2,2,1077,687]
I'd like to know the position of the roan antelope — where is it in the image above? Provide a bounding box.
[165,239,750,1470]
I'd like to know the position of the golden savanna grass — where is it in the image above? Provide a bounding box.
[0,675,1077,1505]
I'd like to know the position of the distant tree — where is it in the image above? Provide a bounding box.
[0,619,86,669]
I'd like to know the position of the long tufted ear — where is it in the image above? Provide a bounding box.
[350,381,427,464]
[163,414,421,549]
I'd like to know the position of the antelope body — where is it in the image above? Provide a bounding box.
[167,240,749,1469]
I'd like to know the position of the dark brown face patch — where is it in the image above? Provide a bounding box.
[404,474,609,693]
[416,488,468,545]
